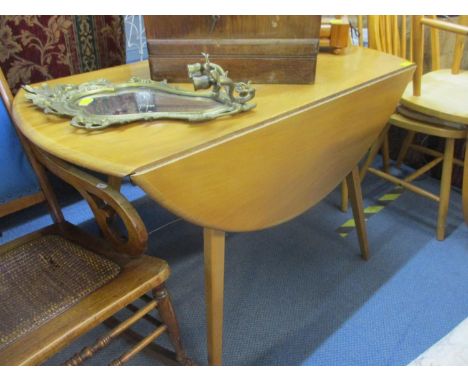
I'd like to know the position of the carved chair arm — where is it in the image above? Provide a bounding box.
[32,146,148,257]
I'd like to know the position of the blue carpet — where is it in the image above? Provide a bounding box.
[1,165,467,366]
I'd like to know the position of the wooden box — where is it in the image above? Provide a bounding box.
[144,16,322,84]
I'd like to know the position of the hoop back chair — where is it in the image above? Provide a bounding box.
[0,72,190,365]
[354,16,468,240]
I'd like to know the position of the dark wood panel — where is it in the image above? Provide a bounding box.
[144,15,321,39]
[148,56,317,84]
[144,15,321,84]
[147,38,319,57]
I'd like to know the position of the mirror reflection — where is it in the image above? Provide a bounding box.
[77,88,223,115]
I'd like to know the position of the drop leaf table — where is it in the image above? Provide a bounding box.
[13,47,415,365]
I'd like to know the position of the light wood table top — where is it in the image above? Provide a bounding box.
[14,47,412,178]
[12,47,415,365]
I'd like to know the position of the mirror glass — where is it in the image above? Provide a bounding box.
[76,88,224,115]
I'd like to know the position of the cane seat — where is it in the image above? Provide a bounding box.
[0,232,121,351]
[0,223,177,366]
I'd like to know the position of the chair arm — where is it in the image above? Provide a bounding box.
[421,17,468,36]
[32,146,148,257]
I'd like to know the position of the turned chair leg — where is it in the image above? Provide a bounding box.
[396,131,416,168]
[437,138,455,241]
[153,284,192,365]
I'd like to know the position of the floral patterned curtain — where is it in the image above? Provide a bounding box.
[0,16,125,94]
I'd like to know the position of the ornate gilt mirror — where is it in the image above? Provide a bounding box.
[24,54,256,130]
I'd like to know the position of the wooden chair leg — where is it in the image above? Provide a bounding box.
[340,180,349,212]
[360,123,391,181]
[396,130,416,168]
[346,166,370,260]
[437,138,455,241]
[463,137,468,225]
[382,132,390,173]
[153,284,192,365]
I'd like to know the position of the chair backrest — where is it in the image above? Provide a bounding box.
[368,16,411,59]
[356,16,468,97]
[357,15,420,61]
[0,69,13,113]
[412,15,468,96]
[356,16,457,67]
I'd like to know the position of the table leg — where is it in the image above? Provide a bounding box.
[346,166,370,260]
[340,180,349,212]
[203,227,226,365]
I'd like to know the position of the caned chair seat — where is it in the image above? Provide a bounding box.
[0,223,171,366]
[400,70,468,126]
[0,229,121,352]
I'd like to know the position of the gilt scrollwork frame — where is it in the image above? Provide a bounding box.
[24,53,256,130]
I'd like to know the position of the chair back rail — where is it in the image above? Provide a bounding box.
[413,16,468,96]
[0,68,13,112]
[355,16,468,96]
[31,146,148,257]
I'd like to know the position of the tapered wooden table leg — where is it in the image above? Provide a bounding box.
[341,180,349,212]
[346,166,370,260]
[203,228,226,365]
